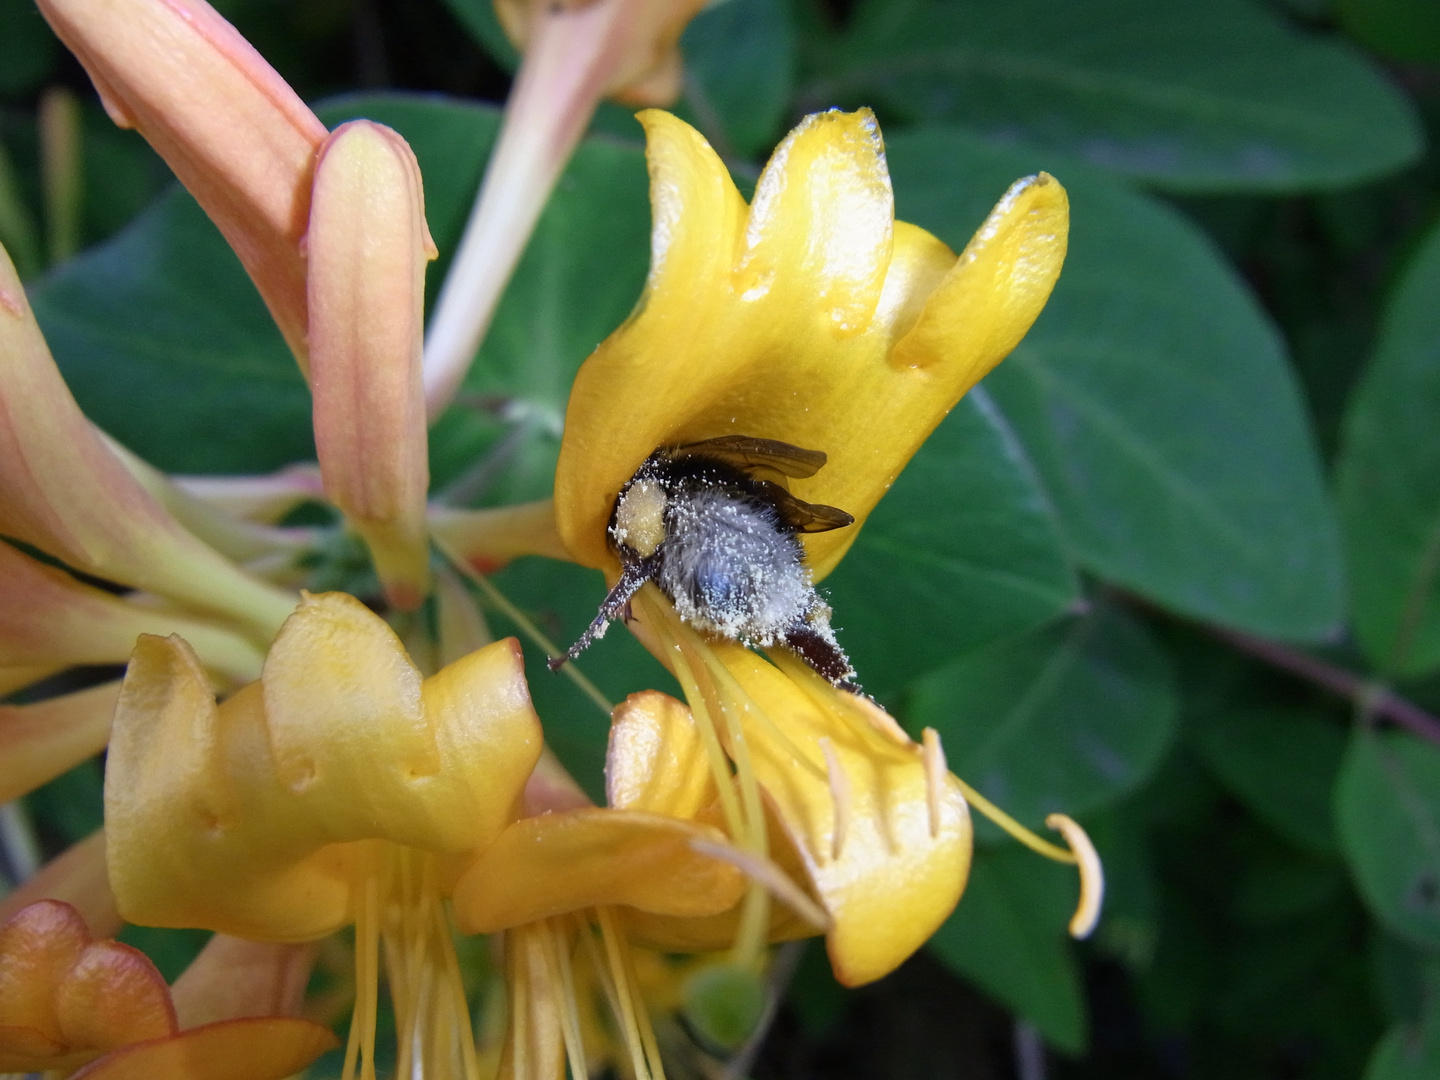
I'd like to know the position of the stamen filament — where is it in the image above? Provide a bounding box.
[819,737,851,860]
[950,776,1076,863]
[1046,814,1105,939]
[688,838,831,932]
[921,728,945,840]
[433,901,482,1080]
[597,906,662,1080]
[538,919,588,1080]
[438,539,614,716]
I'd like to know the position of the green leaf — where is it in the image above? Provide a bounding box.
[0,0,58,97]
[927,847,1086,1053]
[488,556,679,802]
[886,127,1345,641]
[1338,220,1440,678]
[825,388,1077,697]
[1339,0,1440,65]
[677,0,796,160]
[1189,703,1346,855]
[813,0,1422,192]
[1336,729,1440,951]
[906,600,1176,840]
[31,189,314,474]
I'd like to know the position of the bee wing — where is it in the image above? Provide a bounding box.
[756,482,855,534]
[666,436,828,478]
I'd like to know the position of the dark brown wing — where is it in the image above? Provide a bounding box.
[755,481,855,534]
[664,435,828,479]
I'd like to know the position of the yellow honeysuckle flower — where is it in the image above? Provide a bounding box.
[554,107,1068,579]
[105,591,543,1078]
[549,107,1099,985]
[451,689,819,1080]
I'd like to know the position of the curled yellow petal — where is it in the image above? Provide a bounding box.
[308,121,434,609]
[170,936,315,1029]
[452,808,746,934]
[606,690,715,819]
[553,109,1068,581]
[105,592,543,940]
[36,0,325,365]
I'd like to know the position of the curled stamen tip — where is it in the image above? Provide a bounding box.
[1046,813,1103,939]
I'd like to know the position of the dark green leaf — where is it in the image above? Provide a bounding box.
[1336,729,1440,951]
[0,0,58,97]
[825,387,1077,697]
[488,557,679,802]
[1338,220,1440,678]
[1189,703,1346,854]
[907,600,1176,840]
[927,847,1086,1053]
[1339,0,1440,64]
[31,189,314,474]
[813,0,1422,192]
[678,0,795,160]
[886,127,1345,641]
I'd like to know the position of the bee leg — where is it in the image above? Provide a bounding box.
[781,621,860,692]
[547,559,654,671]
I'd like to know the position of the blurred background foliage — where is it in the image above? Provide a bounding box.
[4,0,1440,1075]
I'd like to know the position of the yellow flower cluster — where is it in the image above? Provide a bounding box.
[0,0,1101,1077]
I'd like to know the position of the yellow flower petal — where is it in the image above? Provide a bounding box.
[605,689,715,819]
[36,0,325,366]
[553,109,1068,580]
[308,121,435,609]
[105,593,543,940]
[0,245,297,639]
[452,808,746,934]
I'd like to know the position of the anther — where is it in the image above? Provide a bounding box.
[921,728,946,840]
[1046,813,1104,939]
[820,737,851,860]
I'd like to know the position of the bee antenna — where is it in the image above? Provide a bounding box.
[547,561,654,672]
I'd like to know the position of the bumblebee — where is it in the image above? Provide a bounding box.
[551,436,860,688]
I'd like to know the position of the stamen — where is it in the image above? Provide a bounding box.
[537,919,588,1080]
[1046,814,1105,939]
[688,838,831,932]
[431,896,482,1080]
[950,775,1076,863]
[921,728,946,840]
[597,906,664,1080]
[819,737,851,860]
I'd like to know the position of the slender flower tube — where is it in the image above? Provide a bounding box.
[423,0,707,417]
[35,0,327,367]
[0,243,298,641]
[308,121,437,609]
